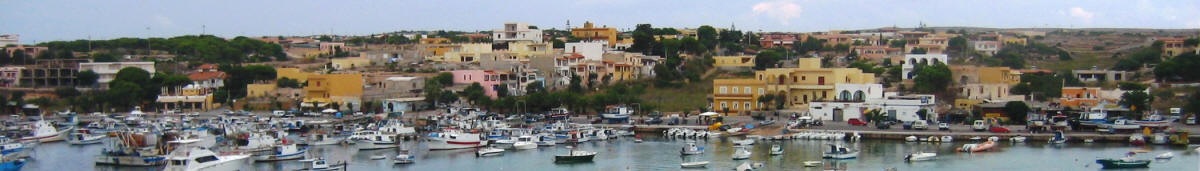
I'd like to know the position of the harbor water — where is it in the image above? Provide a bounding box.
[27,134,1200,170]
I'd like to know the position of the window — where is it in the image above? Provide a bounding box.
[194,156,219,163]
[758,88,765,95]
[743,87,750,94]
[732,87,739,94]
[732,102,738,109]
[719,86,727,94]
[720,102,727,109]
[744,102,751,110]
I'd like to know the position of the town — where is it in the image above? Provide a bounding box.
[2,2,1200,171]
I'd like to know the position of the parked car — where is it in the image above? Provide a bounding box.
[272,110,286,117]
[972,120,988,132]
[875,121,894,129]
[847,119,868,126]
[989,126,1011,133]
[902,122,914,130]
[938,123,950,131]
[912,120,928,130]
[646,117,663,124]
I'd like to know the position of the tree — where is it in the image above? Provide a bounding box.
[628,24,655,54]
[277,77,302,88]
[910,47,927,54]
[433,72,454,85]
[753,50,782,70]
[54,87,81,98]
[756,94,775,110]
[1057,49,1072,61]
[568,75,584,93]
[462,82,487,104]
[889,40,906,48]
[77,70,100,87]
[1004,101,1030,124]
[1121,90,1152,114]
[496,84,510,97]
[696,25,718,49]
[525,81,545,94]
[912,63,952,93]
[92,53,119,62]
[948,36,969,52]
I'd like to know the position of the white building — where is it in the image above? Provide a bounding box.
[78,62,156,88]
[901,54,948,80]
[0,34,17,47]
[833,84,885,101]
[493,22,543,44]
[809,84,884,121]
[808,91,937,123]
[972,41,1000,56]
[564,41,607,61]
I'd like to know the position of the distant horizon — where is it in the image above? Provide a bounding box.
[3,0,1198,44]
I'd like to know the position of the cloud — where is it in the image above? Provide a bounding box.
[752,0,803,25]
[1066,7,1095,23]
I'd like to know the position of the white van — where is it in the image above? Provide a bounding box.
[972,120,987,132]
[272,110,286,117]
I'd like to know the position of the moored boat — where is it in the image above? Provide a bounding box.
[957,140,997,152]
[393,150,415,164]
[299,158,345,171]
[253,144,307,162]
[163,147,250,171]
[680,142,704,155]
[769,144,783,155]
[475,146,505,157]
[904,152,937,162]
[67,129,107,145]
[426,129,484,150]
[1095,158,1150,169]
[554,146,596,163]
[680,161,708,168]
[822,144,858,159]
[732,146,752,160]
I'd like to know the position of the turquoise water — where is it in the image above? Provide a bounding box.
[25,134,1200,170]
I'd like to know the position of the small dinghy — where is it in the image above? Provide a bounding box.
[802,161,822,167]
[1155,152,1173,159]
[905,136,918,142]
[369,155,387,160]
[904,152,937,162]
[679,161,709,168]
[769,145,783,155]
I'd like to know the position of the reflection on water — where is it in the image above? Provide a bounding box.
[20,134,1200,170]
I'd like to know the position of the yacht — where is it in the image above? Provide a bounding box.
[822,144,859,159]
[475,146,505,157]
[426,129,484,150]
[512,135,538,150]
[163,147,249,171]
[17,120,69,143]
[732,146,752,160]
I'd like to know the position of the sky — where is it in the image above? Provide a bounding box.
[1,0,1198,44]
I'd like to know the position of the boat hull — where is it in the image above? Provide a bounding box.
[822,152,859,159]
[356,142,398,150]
[680,161,709,168]
[427,140,483,150]
[94,155,166,166]
[1095,159,1150,169]
[554,155,595,163]
[0,159,24,171]
[254,150,307,162]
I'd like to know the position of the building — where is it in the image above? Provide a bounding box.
[451,70,514,99]
[419,37,450,44]
[492,22,543,44]
[901,54,948,79]
[807,84,884,121]
[382,97,425,113]
[564,41,607,61]
[712,79,767,115]
[331,57,371,70]
[1059,87,1103,108]
[851,46,903,62]
[246,83,276,98]
[759,33,800,49]
[0,34,17,47]
[950,66,1021,85]
[276,67,310,82]
[187,71,226,90]
[440,43,492,63]
[78,62,156,88]
[1001,37,1027,46]
[713,55,755,70]
[571,22,619,47]
[156,84,216,111]
[1155,37,1194,57]
[1073,68,1131,82]
[364,76,425,101]
[319,42,346,54]
[0,66,23,87]
[303,73,365,110]
[18,59,87,87]
[750,58,877,109]
[959,83,1016,101]
[870,94,938,122]
[972,33,1003,56]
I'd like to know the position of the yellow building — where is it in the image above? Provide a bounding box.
[713,55,755,68]
[331,57,371,70]
[951,66,1021,85]
[442,43,492,63]
[503,42,554,60]
[304,73,364,107]
[420,37,450,44]
[1158,37,1195,57]
[1001,37,1027,46]
[246,83,277,98]
[712,79,767,115]
[276,67,310,82]
[751,58,876,109]
[571,22,619,47]
[954,99,985,109]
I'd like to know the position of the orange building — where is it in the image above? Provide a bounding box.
[1059,87,1102,108]
[571,22,619,47]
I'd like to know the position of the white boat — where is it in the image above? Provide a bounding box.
[732,146,752,160]
[299,158,344,171]
[350,131,398,150]
[512,136,538,150]
[1049,131,1068,144]
[1151,133,1168,144]
[536,135,556,146]
[941,136,953,142]
[1155,152,1174,159]
[905,136,918,142]
[680,142,704,155]
[733,139,755,146]
[904,152,937,162]
[770,144,783,155]
[987,136,1000,142]
[735,162,762,171]
[306,133,343,146]
[369,154,387,160]
[476,146,505,157]
[1010,136,1027,143]
[822,144,858,159]
[426,129,484,150]
[393,150,415,164]
[253,144,307,162]
[234,133,278,152]
[599,106,633,120]
[17,120,69,143]
[802,161,822,167]
[634,138,643,143]
[67,130,106,145]
[680,161,709,168]
[163,147,249,171]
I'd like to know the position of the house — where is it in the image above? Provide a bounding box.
[492,22,543,44]
[1155,37,1194,57]
[319,42,346,54]
[564,41,607,61]
[303,73,365,110]
[851,46,903,62]
[712,79,767,115]
[807,84,884,121]
[440,43,492,63]
[1059,87,1103,108]
[77,61,156,88]
[155,84,216,111]
[187,71,226,90]
[382,97,426,113]
[1073,68,1131,82]
[747,58,877,109]
[0,66,23,87]
[869,94,938,122]
[759,33,800,49]
[363,76,425,101]
[713,55,755,70]
[451,70,514,99]
[571,21,619,47]
[18,59,88,88]
[972,33,1003,56]
[246,83,276,98]
[331,57,370,70]
[276,67,310,82]
[901,54,948,79]
[419,37,450,44]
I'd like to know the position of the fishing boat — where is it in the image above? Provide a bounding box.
[599,106,633,120]
[1049,131,1067,144]
[554,145,597,163]
[17,120,69,143]
[957,140,997,152]
[350,131,398,150]
[822,144,859,159]
[393,150,415,164]
[904,152,937,162]
[769,144,783,155]
[163,147,250,171]
[94,132,167,166]
[475,146,505,157]
[1129,134,1146,145]
[680,161,709,168]
[732,146,752,160]
[535,135,556,146]
[233,133,279,152]
[67,129,107,145]
[1095,158,1151,169]
[253,144,307,162]
[680,142,704,155]
[1132,113,1173,127]
[299,158,345,171]
[0,137,29,158]
[426,129,484,150]
[305,133,343,146]
[512,135,538,150]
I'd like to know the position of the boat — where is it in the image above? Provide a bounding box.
[734,162,763,171]
[1151,133,1168,144]
[1084,139,1095,143]
[253,144,307,162]
[305,133,344,146]
[554,145,597,163]
[987,136,1000,142]
[1009,136,1027,143]
[536,135,556,146]
[512,135,538,150]
[769,144,783,155]
[969,136,982,141]
[0,158,24,171]
[163,147,250,171]
[369,154,387,160]
[1133,113,1174,127]
[680,142,704,155]
[905,136,918,142]
[957,140,997,152]
[1102,119,1142,132]
[393,150,415,164]
[822,144,859,159]
[1130,134,1146,145]
[802,161,822,167]
[475,146,505,157]
[904,152,937,162]
[426,129,485,150]
[599,106,633,121]
[1095,158,1151,169]
[680,161,709,168]
[0,137,29,158]
[1155,152,1173,159]
[94,132,167,166]
[732,146,752,160]
[350,131,398,150]
[733,139,755,146]
[67,129,107,145]
[940,136,953,142]
[17,120,69,143]
[634,139,643,143]
[299,158,345,171]
[1048,131,1067,144]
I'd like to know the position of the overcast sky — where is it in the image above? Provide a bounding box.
[2,0,1198,44]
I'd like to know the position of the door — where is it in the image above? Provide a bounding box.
[833,108,844,121]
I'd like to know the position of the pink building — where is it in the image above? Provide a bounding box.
[451,70,507,98]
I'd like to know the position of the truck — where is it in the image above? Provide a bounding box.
[972,120,988,132]
[912,120,928,130]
